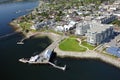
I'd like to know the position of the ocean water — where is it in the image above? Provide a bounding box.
[0,0,39,36]
[0,0,120,80]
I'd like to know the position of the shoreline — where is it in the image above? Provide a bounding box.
[9,19,120,70]
[9,20,22,32]
[8,0,120,70]
[9,20,120,70]
[8,0,41,37]
[54,46,120,69]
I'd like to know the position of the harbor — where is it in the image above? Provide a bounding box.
[19,32,66,71]
[19,49,66,71]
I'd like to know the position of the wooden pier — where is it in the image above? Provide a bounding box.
[48,62,66,71]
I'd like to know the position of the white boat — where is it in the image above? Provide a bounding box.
[17,41,24,44]
[19,58,29,63]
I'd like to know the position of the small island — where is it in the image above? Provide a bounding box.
[10,0,120,70]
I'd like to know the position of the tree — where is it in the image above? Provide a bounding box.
[35,8,39,12]
[55,16,61,22]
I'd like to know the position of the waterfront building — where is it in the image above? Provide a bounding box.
[75,20,114,45]
[44,49,52,60]
[86,24,114,45]
[75,21,90,36]
[29,55,39,62]
[106,47,120,57]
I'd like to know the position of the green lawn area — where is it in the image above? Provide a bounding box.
[81,41,95,50]
[111,19,120,27]
[19,22,32,30]
[59,38,87,52]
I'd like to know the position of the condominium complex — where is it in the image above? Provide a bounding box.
[75,21,114,45]
[86,24,114,45]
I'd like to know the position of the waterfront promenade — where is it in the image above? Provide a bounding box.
[54,46,120,69]
[30,32,120,69]
[38,32,66,56]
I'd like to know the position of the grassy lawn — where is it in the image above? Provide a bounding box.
[81,41,95,50]
[19,22,32,30]
[59,38,87,52]
[111,19,120,27]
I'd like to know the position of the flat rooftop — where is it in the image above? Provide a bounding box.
[88,23,113,33]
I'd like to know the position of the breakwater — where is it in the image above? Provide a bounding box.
[0,32,21,40]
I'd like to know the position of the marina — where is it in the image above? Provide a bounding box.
[18,32,66,70]
[19,49,66,71]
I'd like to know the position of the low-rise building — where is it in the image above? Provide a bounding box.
[95,14,116,24]
[55,26,64,32]
[63,21,76,31]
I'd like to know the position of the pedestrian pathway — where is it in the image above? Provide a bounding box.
[77,38,89,51]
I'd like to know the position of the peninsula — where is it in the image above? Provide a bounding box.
[10,0,120,69]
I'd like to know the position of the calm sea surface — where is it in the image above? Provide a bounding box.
[0,0,120,80]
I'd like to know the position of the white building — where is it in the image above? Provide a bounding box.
[95,14,116,24]
[75,21,114,45]
[86,24,114,45]
[75,21,90,35]
[44,49,52,60]
[55,26,64,32]
[64,21,76,31]
[29,55,39,62]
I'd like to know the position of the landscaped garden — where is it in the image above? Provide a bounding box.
[59,38,87,52]
[81,41,95,50]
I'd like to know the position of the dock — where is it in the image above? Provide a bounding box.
[19,35,66,71]
[17,38,26,44]
[19,50,66,71]
[48,62,66,71]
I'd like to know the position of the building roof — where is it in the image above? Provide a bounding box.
[106,47,120,57]
[88,22,113,33]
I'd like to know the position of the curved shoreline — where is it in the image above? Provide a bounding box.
[9,19,120,70]
[8,0,41,37]
[54,46,120,69]
[7,0,120,70]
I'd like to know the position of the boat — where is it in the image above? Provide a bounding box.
[16,10,21,13]
[19,58,29,63]
[17,41,24,44]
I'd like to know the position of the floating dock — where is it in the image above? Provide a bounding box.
[19,49,66,71]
